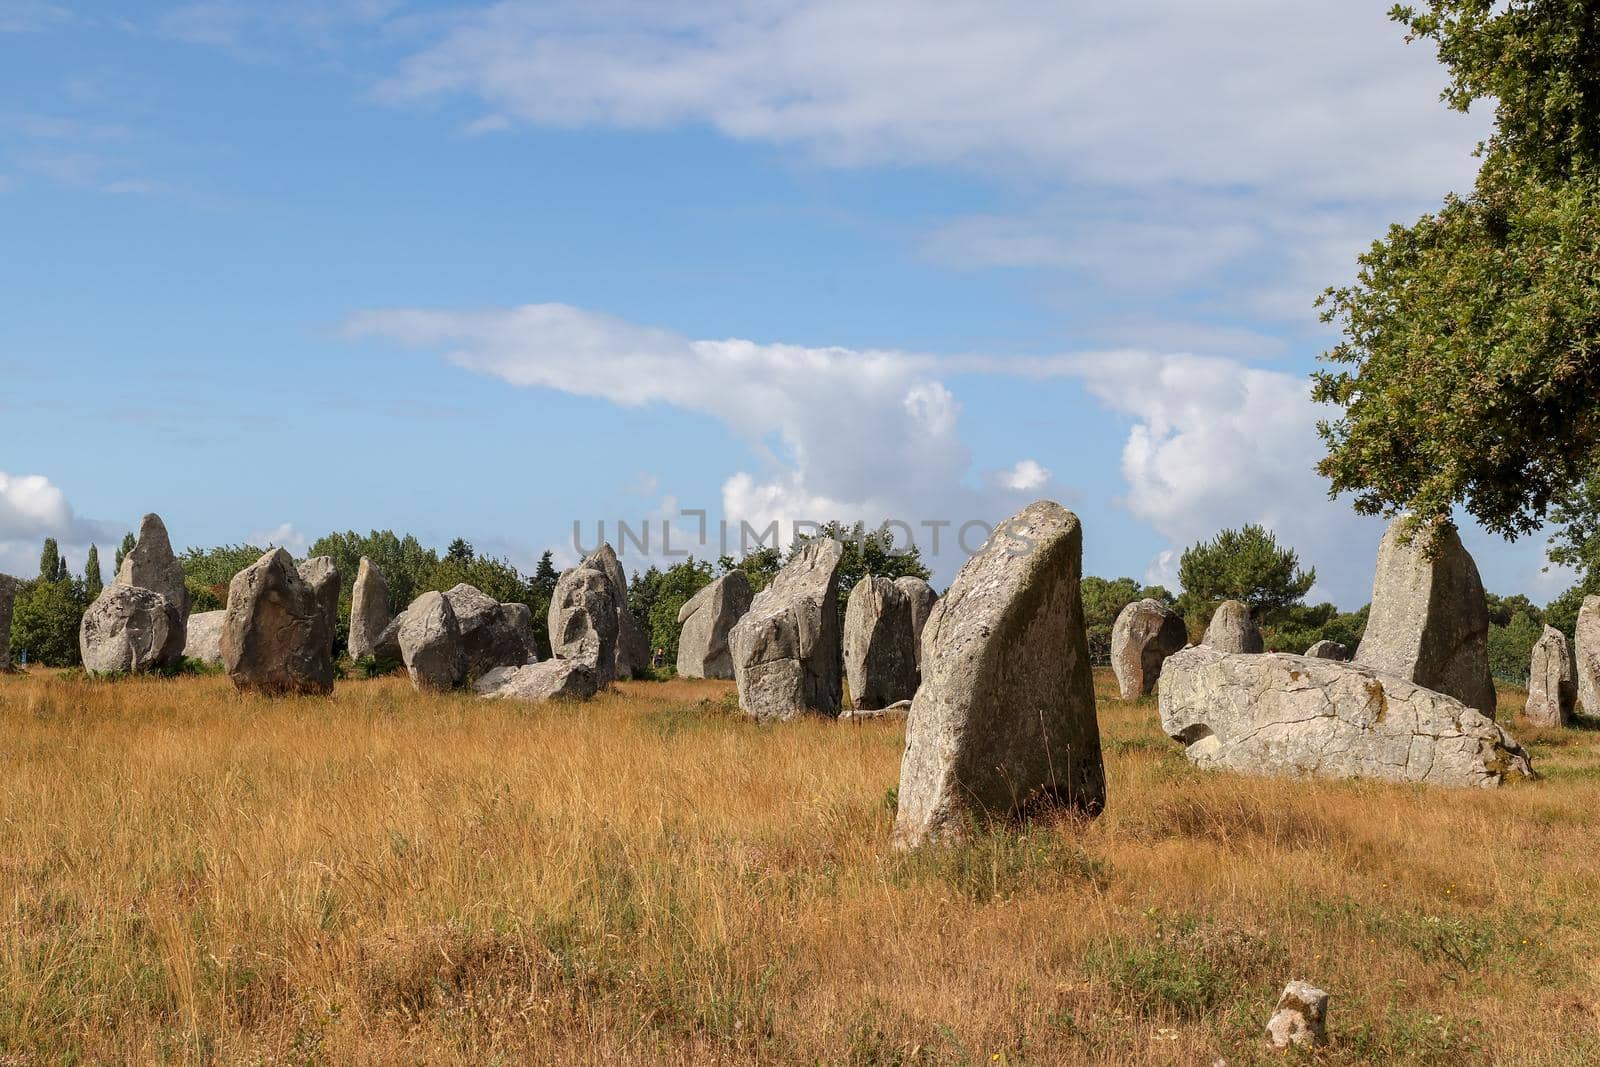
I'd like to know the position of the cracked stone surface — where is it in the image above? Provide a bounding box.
[844,575,919,710]
[443,583,535,678]
[474,660,596,702]
[1527,625,1576,727]
[80,585,184,675]
[676,571,752,679]
[221,548,334,695]
[893,501,1105,848]
[730,538,844,721]
[1355,517,1495,716]
[1266,982,1329,1050]
[548,561,619,685]
[1111,597,1187,698]
[1159,646,1534,788]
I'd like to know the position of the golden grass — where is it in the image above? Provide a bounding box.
[0,668,1598,1064]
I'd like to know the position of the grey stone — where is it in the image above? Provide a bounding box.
[729,538,844,721]
[499,602,539,661]
[1355,517,1496,716]
[675,572,752,679]
[1526,625,1576,728]
[839,700,911,723]
[398,590,465,692]
[474,660,597,702]
[443,583,534,677]
[1158,646,1534,788]
[1266,982,1329,1051]
[548,562,618,685]
[373,612,405,663]
[894,576,939,667]
[1304,640,1351,661]
[1111,597,1187,698]
[893,501,1105,848]
[80,585,184,675]
[348,557,392,661]
[296,556,340,659]
[1203,600,1263,653]
[221,548,334,695]
[588,543,649,679]
[183,609,225,665]
[1578,596,1600,717]
[0,573,17,671]
[115,512,190,622]
[843,576,918,710]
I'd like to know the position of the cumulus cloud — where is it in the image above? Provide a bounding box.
[0,471,124,579]
[249,521,308,557]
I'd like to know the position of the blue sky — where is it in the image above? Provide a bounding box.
[0,1,1575,607]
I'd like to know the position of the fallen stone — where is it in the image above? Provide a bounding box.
[398,590,465,692]
[80,585,184,675]
[1304,640,1351,661]
[1526,625,1576,728]
[676,571,752,679]
[221,548,334,695]
[348,557,392,661]
[1355,517,1496,716]
[1203,600,1263,653]
[183,609,225,665]
[894,576,939,667]
[729,538,844,721]
[1266,981,1329,1051]
[844,575,919,710]
[474,660,597,702]
[115,512,190,622]
[893,501,1105,848]
[1111,597,1187,698]
[548,562,618,685]
[1159,645,1534,788]
[839,700,911,722]
[1578,596,1600,717]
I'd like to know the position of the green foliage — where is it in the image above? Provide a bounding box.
[1261,602,1370,654]
[1081,577,1175,664]
[180,544,266,613]
[629,558,715,665]
[1085,910,1283,1021]
[306,530,438,620]
[38,538,65,582]
[1316,3,1600,542]
[1175,525,1315,624]
[788,522,932,622]
[1544,578,1597,640]
[113,532,135,574]
[717,547,782,595]
[83,545,102,601]
[10,568,87,668]
[1488,607,1544,686]
[523,550,560,660]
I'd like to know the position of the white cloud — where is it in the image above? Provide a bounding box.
[250,521,308,557]
[0,471,124,580]
[999,459,1049,492]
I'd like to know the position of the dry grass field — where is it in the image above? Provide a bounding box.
[0,668,1597,1065]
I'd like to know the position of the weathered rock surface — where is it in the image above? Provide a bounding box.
[1266,982,1329,1051]
[843,576,918,710]
[893,501,1105,848]
[1110,597,1187,698]
[1355,518,1496,716]
[398,590,465,692]
[675,571,752,679]
[498,602,538,661]
[588,544,649,679]
[0,574,17,671]
[183,609,225,665]
[1578,596,1600,717]
[221,549,334,695]
[894,576,939,667]
[443,583,534,677]
[474,660,597,702]
[1203,600,1263,653]
[115,512,190,621]
[1158,646,1534,788]
[348,557,392,661]
[373,612,405,663]
[296,556,340,658]
[730,538,844,721]
[839,700,911,722]
[548,563,618,685]
[80,585,184,675]
[1305,640,1351,661]
[1526,625,1576,728]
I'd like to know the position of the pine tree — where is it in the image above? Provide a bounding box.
[114,532,135,573]
[39,539,60,582]
[84,544,103,600]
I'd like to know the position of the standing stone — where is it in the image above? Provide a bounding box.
[895,576,939,667]
[1159,646,1534,788]
[115,512,190,621]
[1355,517,1496,716]
[348,557,392,661]
[221,548,334,695]
[588,543,649,679]
[474,660,597,702]
[0,574,17,671]
[183,609,225,665]
[443,583,534,677]
[296,557,340,659]
[1526,625,1576,728]
[676,571,753,679]
[1305,640,1351,661]
[79,586,184,675]
[893,501,1105,848]
[1110,597,1187,699]
[843,576,918,710]
[729,538,844,721]
[499,602,539,662]
[548,562,619,685]
[1578,596,1600,717]
[398,590,466,692]
[1266,982,1329,1051]
[1203,600,1263,653]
